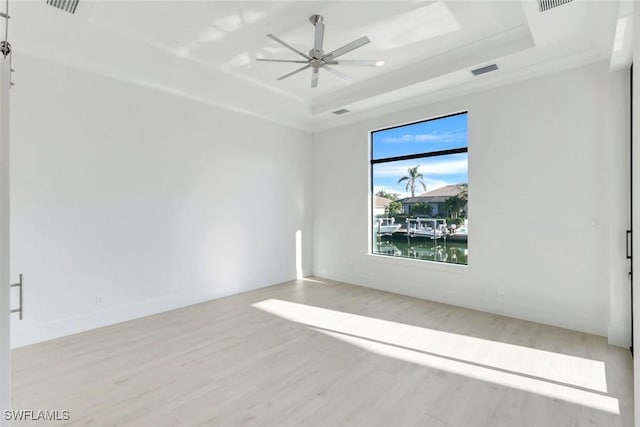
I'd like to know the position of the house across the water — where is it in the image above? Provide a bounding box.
[400,184,467,217]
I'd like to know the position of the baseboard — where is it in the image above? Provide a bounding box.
[608,323,632,348]
[10,274,297,348]
[320,270,609,338]
[10,291,213,348]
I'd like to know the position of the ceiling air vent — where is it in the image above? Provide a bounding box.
[43,0,80,14]
[538,0,573,12]
[333,108,350,115]
[471,64,498,76]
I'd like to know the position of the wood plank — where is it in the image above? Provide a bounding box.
[11,277,633,427]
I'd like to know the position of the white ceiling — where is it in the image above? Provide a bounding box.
[9,0,630,131]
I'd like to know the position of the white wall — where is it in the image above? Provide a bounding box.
[608,63,632,347]
[9,54,313,348]
[313,61,630,340]
[632,5,640,426]
[0,54,11,426]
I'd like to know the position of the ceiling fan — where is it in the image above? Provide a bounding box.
[257,15,384,88]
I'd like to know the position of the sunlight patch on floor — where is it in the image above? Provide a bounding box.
[299,277,326,284]
[252,298,619,414]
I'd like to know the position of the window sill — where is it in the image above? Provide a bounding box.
[366,252,470,274]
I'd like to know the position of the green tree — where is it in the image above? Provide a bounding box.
[410,202,432,216]
[397,166,427,197]
[385,200,403,216]
[444,195,466,219]
[457,183,468,200]
[375,190,400,201]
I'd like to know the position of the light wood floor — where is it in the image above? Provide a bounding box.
[11,278,634,426]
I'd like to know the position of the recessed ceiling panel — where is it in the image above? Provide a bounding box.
[10,0,621,131]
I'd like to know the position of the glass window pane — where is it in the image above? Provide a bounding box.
[373,153,468,198]
[372,153,468,265]
[372,112,468,160]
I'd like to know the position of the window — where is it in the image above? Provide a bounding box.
[371,112,468,265]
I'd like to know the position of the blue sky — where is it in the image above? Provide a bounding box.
[372,113,468,198]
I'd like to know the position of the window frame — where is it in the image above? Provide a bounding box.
[369,111,469,264]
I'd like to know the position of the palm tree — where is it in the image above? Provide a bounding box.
[397,166,427,197]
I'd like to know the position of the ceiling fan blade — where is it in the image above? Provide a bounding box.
[326,59,384,67]
[311,67,319,88]
[314,22,325,53]
[322,36,370,60]
[277,64,311,81]
[256,58,309,64]
[267,33,311,60]
[323,65,353,83]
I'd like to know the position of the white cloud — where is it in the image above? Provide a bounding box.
[376,177,451,197]
[374,159,467,177]
[396,178,449,192]
[382,129,467,144]
[423,178,449,190]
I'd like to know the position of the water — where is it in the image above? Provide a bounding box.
[374,235,468,265]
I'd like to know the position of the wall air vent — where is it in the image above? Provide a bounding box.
[471,64,499,76]
[333,109,350,115]
[538,0,573,12]
[43,0,80,14]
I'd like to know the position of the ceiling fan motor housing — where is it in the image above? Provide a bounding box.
[309,49,325,60]
[309,14,324,25]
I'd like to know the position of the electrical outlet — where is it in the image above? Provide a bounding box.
[95,296,103,307]
[498,288,505,296]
